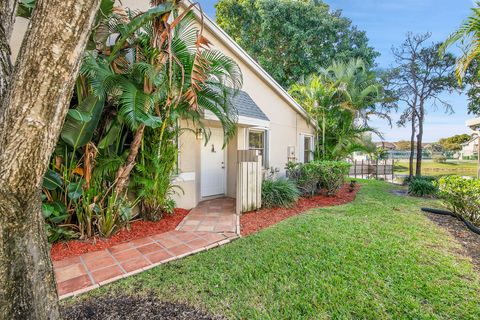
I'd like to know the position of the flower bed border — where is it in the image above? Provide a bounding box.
[50,208,190,261]
[241,184,360,236]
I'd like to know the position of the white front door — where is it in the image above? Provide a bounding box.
[201,127,226,197]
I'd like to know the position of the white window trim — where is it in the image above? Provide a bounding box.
[246,127,270,168]
[299,133,315,163]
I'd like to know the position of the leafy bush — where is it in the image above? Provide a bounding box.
[406,176,438,197]
[436,176,480,226]
[317,161,351,195]
[432,154,447,163]
[286,160,351,196]
[262,178,300,208]
[408,178,438,197]
[133,128,182,221]
[403,175,436,186]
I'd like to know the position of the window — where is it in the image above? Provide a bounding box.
[299,134,314,163]
[304,136,312,163]
[248,129,268,166]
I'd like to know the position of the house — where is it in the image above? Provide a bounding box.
[459,136,479,160]
[466,118,480,178]
[374,141,397,151]
[9,1,315,209]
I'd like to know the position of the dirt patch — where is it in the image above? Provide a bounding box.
[61,295,225,320]
[425,212,480,271]
[241,184,359,236]
[51,208,189,261]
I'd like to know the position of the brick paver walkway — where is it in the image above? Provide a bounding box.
[176,197,239,234]
[54,198,239,299]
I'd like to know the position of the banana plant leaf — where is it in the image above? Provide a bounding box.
[61,95,105,150]
[67,109,92,122]
[98,119,123,149]
[43,169,63,190]
[67,181,84,201]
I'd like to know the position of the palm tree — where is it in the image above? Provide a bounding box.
[441,1,480,82]
[290,58,383,160]
[290,74,340,159]
[83,5,242,196]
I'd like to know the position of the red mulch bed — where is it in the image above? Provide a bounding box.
[50,208,189,261]
[241,184,360,236]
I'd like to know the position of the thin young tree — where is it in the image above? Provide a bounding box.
[388,33,456,177]
[0,0,101,318]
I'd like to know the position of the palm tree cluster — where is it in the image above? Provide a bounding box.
[42,0,242,241]
[441,1,480,82]
[290,59,385,161]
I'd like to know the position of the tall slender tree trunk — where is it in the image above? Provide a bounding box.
[415,102,425,177]
[0,0,101,318]
[409,108,416,179]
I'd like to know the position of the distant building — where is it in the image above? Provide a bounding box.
[459,136,478,160]
[374,141,397,151]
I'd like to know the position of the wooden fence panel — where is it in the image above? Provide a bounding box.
[236,150,262,214]
[349,159,395,181]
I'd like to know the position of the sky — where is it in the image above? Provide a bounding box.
[197,0,474,142]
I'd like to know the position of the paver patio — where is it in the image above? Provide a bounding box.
[54,198,239,299]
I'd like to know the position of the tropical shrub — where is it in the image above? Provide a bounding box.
[40,3,242,241]
[436,176,480,226]
[286,161,320,196]
[407,176,438,197]
[132,128,182,221]
[286,160,351,196]
[317,161,351,195]
[262,178,300,208]
[432,154,447,163]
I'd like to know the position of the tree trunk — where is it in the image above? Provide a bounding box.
[0,0,101,318]
[115,124,145,195]
[0,0,18,109]
[409,109,416,179]
[416,102,424,176]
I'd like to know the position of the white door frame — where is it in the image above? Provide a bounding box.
[201,127,227,198]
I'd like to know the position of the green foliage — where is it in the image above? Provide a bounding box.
[407,176,438,197]
[371,147,388,161]
[318,161,351,195]
[40,3,243,242]
[261,178,300,208]
[290,59,386,160]
[436,176,480,226]
[16,0,35,18]
[96,191,134,238]
[132,128,182,221]
[441,1,480,82]
[462,60,480,115]
[438,134,472,151]
[432,154,448,163]
[287,160,351,196]
[215,0,378,88]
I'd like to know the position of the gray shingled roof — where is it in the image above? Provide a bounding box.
[230,90,269,121]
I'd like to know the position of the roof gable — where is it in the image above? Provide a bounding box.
[185,1,310,121]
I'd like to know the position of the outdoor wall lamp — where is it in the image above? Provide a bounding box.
[195,128,203,140]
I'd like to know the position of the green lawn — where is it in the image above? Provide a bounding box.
[395,159,478,177]
[71,180,480,319]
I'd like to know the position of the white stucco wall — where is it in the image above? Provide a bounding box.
[8,1,315,209]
